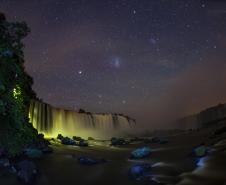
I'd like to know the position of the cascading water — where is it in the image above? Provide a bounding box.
[29,100,136,139]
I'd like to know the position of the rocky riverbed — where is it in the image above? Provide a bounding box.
[1,125,226,185]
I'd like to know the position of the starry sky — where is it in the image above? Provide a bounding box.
[1,0,226,128]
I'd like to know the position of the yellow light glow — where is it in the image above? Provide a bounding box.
[13,85,22,100]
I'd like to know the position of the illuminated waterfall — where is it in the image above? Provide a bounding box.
[29,100,136,139]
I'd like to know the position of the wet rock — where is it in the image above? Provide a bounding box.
[110,137,126,146]
[24,148,43,159]
[73,136,83,141]
[61,137,76,145]
[0,158,10,167]
[78,140,89,147]
[193,145,207,157]
[37,133,44,139]
[78,157,106,165]
[57,134,64,140]
[129,163,151,180]
[16,160,37,184]
[130,147,151,159]
[8,165,17,174]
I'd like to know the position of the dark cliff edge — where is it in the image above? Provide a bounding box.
[174,103,226,130]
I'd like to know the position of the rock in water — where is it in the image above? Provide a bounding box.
[73,136,83,141]
[16,160,37,184]
[78,140,89,147]
[61,137,76,145]
[110,137,126,146]
[131,147,151,159]
[57,134,64,140]
[194,145,207,157]
[24,149,43,159]
[129,164,152,180]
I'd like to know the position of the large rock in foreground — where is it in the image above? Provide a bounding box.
[130,147,151,159]
[16,160,37,184]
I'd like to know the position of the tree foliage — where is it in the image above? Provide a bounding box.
[0,12,37,156]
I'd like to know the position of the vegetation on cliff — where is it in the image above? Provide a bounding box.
[0,13,38,156]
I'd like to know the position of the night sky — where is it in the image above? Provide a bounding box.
[1,0,226,128]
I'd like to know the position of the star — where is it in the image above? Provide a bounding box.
[112,57,121,68]
[78,70,83,75]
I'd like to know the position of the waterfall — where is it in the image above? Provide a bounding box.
[28,100,136,139]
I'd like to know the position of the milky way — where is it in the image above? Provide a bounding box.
[1,0,226,128]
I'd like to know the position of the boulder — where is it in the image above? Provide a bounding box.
[24,149,43,159]
[193,145,207,157]
[16,160,37,184]
[57,134,64,140]
[73,136,83,141]
[61,137,76,145]
[110,137,126,146]
[129,164,151,180]
[78,140,88,147]
[131,147,151,159]
[8,165,17,174]
[37,133,45,139]
[0,158,10,167]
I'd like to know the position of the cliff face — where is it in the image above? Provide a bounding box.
[197,104,226,126]
[174,104,226,130]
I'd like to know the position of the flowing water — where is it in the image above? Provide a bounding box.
[28,100,136,139]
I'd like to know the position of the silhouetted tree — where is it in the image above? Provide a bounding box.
[0,12,37,156]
